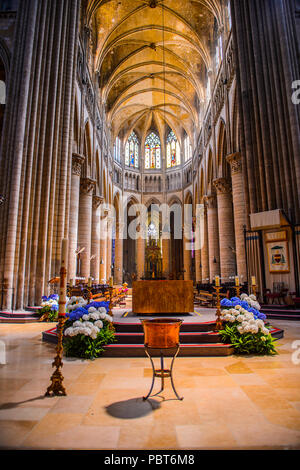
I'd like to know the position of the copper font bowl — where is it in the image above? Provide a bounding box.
[141,318,182,349]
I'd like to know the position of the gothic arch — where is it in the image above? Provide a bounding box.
[83,121,92,178]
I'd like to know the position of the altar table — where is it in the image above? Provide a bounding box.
[132,280,194,315]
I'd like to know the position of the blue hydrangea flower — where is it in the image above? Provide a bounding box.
[86,301,109,312]
[67,306,89,321]
[221,298,232,307]
[231,299,242,307]
[51,304,58,311]
[240,300,250,310]
[258,312,266,320]
[49,294,59,301]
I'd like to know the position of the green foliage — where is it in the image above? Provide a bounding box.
[39,306,58,322]
[63,324,116,360]
[219,323,278,356]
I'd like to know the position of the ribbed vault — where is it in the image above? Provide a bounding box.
[87,0,222,145]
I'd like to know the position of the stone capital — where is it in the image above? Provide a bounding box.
[203,194,217,209]
[92,195,104,210]
[226,152,242,174]
[72,153,85,176]
[213,178,232,195]
[80,177,96,195]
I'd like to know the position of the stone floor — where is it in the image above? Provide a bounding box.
[0,312,300,450]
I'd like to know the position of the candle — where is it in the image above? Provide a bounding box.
[251,276,256,286]
[69,278,73,287]
[215,275,220,287]
[109,276,113,287]
[87,277,92,287]
[235,276,239,287]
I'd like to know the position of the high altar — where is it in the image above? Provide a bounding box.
[132,280,194,315]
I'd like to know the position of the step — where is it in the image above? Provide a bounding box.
[114,331,221,345]
[262,307,300,314]
[265,313,300,321]
[42,325,284,357]
[0,310,40,323]
[0,316,39,323]
[113,320,215,333]
[102,343,235,357]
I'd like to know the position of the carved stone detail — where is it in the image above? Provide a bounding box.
[80,177,96,195]
[226,152,242,174]
[213,178,232,194]
[72,153,85,176]
[92,195,104,210]
[203,194,217,209]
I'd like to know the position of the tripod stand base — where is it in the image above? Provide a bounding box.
[143,345,183,401]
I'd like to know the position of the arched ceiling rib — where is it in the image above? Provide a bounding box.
[87,0,221,144]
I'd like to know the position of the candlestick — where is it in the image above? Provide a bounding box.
[251,276,257,297]
[214,284,222,331]
[235,275,240,298]
[45,238,68,397]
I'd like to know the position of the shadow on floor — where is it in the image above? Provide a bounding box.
[0,394,48,410]
[105,397,161,419]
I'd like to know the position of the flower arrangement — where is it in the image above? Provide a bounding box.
[62,297,116,359]
[39,294,59,322]
[219,294,278,355]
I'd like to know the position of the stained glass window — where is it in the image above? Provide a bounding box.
[184,135,192,162]
[114,137,121,162]
[145,132,161,169]
[166,130,180,168]
[125,131,139,168]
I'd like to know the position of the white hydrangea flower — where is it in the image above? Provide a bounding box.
[88,307,97,313]
[94,320,103,329]
[89,312,100,320]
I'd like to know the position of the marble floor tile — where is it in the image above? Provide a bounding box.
[1,319,300,450]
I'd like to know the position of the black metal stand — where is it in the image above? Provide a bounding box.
[143,344,183,401]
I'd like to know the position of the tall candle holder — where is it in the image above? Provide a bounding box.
[214,276,222,331]
[235,276,240,298]
[45,239,68,397]
[251,276,257,297]
[108,277,115,331]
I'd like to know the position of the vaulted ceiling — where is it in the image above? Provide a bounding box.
[86,0,222,147]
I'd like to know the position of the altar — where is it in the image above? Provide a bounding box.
[132,280,194,315]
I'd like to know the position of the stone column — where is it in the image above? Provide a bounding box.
[114,222,124,285]
[136,226,145,280]
[194,214,201,284]
[68,153,85,282]
[106,215,113,281]
[227,152,247,280]
[99,207,108,283]
[204,194,220,282]
[200,203,210,282]
[195,248,201,284]
[214,178,236,282]
[91,195,103,283]
[78,177,95,281]
[162,238,170,278]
